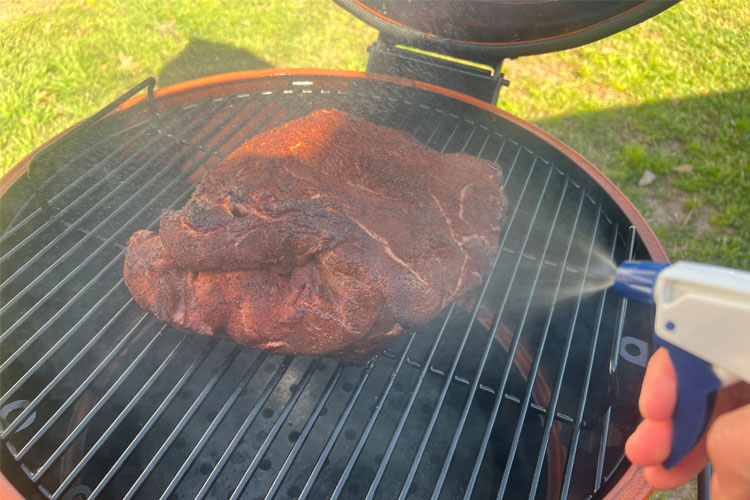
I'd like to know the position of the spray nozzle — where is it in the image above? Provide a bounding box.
[613,261,669,307]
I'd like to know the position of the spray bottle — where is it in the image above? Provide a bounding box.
[613,260,750,469]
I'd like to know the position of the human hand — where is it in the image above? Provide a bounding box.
[625,347,750,499]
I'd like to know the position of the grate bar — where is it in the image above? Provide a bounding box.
[594,226,636,490]
[221,360,321,500]
[303,119,502,500]
[0,115,164,242]
[476,132,492,162]
[85,339,218,500]
[0,280,133,410]
[0,124,142,244]
[29,324,172,480]
[453,175,572,499]
[0,97,278,345]
[470,177,578,499]
[410,119,425,136]
[11,312,150,458]
[528,206,604,498]
[11,104,272,451]
[360,115,476,500]
[86,100,287,500]
[297,361,378,500]
[0,162,198,373]
[459,127,477,153]
[152,95,274,159]
[603,454,628,485]
[379,349,577,424]
[122,347,256,500]
[0,100,214,286]
[192,98,284,158]
[0,124,213,344]
[435,121,460,153]
[0,97,237,321]
[1,296,141,437]
[431,162,559,500]
[0,97,268,369]
[263,365,346,500]
[403,103,436,137]
[48,333,192,500]
[158,356,293,500]
[0,107,181,252]
[559,223,619,499]
[365,303,456,500]
[494,189,587,499]
[501,140,523,182]
[397,144,531,500]
[11,77,160,235]
[423,117,445,146]
[505,394,576,424]
[0,145,213,353]
[329,333,417,500]
[0,171,193,383]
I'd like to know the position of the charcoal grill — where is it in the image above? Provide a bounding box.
[2,2,687,499]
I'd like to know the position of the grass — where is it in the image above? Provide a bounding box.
[497,0,750,269]
[2,2,748,498]
[649,480,698,500]
[0,0,375,171]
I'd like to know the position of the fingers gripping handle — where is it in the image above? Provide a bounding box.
[658,340,722,469]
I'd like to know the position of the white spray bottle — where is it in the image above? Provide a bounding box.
[612,260,750,469]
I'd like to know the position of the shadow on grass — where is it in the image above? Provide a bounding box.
[158,38,271,87]
[531,88,749,266]
[533,88,748,178]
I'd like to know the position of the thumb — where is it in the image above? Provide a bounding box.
[706,403,750,500]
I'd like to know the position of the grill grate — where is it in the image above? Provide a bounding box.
[0,77,654,500]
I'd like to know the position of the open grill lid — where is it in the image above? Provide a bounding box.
[335,0,679,58]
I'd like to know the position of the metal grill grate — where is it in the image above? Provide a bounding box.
[0,76,654,500]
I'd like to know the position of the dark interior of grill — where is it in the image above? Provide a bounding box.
[0,75,656,500]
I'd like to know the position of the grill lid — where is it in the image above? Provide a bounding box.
[336,0,680,57]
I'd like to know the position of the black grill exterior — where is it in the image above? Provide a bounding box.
[0,74,658,500]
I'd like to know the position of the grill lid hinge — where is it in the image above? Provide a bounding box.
[366,34,509,105]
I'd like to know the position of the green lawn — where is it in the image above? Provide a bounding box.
[0,0,374,172]
[498,0,750,269]
[2,2,748,499]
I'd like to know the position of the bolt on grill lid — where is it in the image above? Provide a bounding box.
[335,0,680,58]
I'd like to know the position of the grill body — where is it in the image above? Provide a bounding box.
[0,70,665,500]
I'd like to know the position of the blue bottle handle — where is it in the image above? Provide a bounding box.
[655,338,721,469]
[611,261,726,468]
